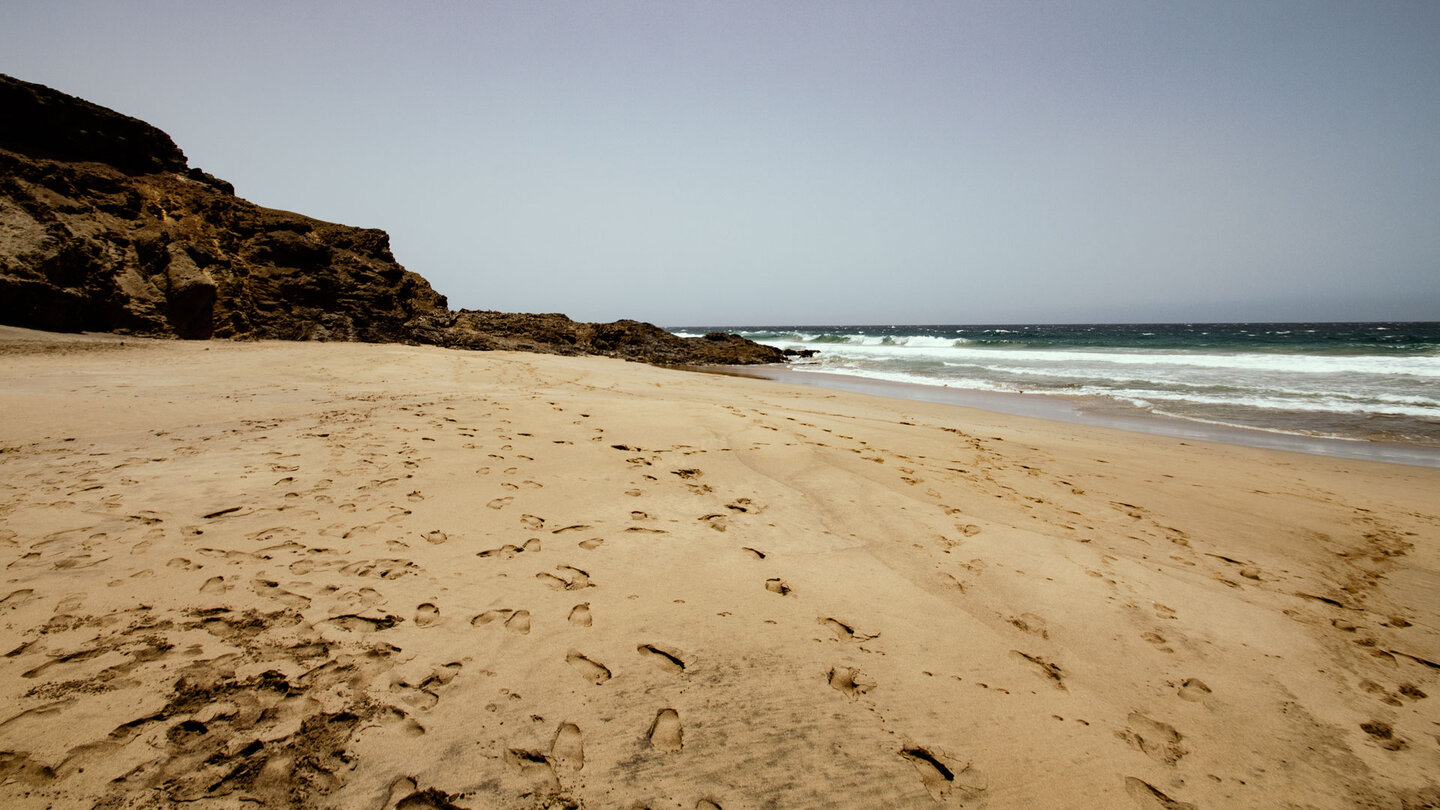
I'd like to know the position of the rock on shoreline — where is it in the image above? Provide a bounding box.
[0,73,785,365]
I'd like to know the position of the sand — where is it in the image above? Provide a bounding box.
[1,326,1437,809]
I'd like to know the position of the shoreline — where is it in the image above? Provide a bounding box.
[720,364,1440,469]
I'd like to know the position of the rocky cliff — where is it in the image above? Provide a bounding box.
[0,74,785,364]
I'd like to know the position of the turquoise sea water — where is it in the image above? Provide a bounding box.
[671,323,1440,447]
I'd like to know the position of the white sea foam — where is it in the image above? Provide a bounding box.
[769,341,1440,426]
[706,323,1440,447]
[1091,388,1440,419]
[766,340,1440,378]
[812,341,1440,377]
[788,363,1440,420]
[785,363,1022,394]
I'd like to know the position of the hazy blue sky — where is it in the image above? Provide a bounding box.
[5,2,1438,325]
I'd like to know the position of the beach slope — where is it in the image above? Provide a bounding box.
[1,328,1436,808]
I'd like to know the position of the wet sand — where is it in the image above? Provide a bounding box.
[1,327,1437,808]
[732,365,1440,469]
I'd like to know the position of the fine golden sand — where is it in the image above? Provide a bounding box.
[1,327,1437,809]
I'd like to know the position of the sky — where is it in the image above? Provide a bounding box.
[4,1,1438,325]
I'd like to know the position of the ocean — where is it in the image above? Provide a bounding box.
[670,323,1440,452]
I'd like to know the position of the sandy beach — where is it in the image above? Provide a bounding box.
[1,326,1437,809]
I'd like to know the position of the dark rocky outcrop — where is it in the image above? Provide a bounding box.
[0,73,786,365]
[0,144,450,342]
[438,313,785,364]
[1,73,188,175]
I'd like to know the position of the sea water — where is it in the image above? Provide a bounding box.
[670,323,1440,449]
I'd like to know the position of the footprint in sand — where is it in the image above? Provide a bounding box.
[566,650,611,684]
[1177,678,1212,701]
[504,748,560,792]
[506,610,531,634]
[900,746,976,802]
[569,603,593,627]
[199,576,228,594]
[0,589,35,609]
[578,537,604,550]
[1008,613,1050,639]
[1141,631,1174,653]
[472,610,508,626]
[741,547,767,560]
[487,497,513,510]
[471,609,531,634]
[637,644,686,673]
[415,603,440,627]
[251,579,310,608]
[1122,712,1187,764]
[1012,650,1067,690]
[727,498,756,514]
[552,723,584,770]
[521,514,545,529]
[557,565,591,587]
[765,578,792,596]
[827,665,875,697]
[386,779,431,810]
[700,514,728,532]
[1361,720,1409,751]
[394,718,426,738]
[648,708,683,752]
[477,537,538,559]
[324,613,401,632]
[1124,777,1196,810]
[538,565,592,590]
[423,530,448,545]
[819,617,878,642]
[341,559,420,579]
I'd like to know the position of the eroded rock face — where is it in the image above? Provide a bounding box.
[0,75,450,342]
[0,73,785,365]
[0,73,188,174]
